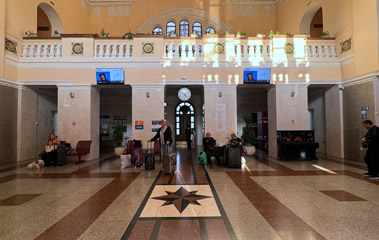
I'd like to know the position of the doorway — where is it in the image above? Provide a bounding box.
[175,102,195,141]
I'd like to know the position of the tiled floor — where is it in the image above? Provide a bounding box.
[1,149,379,240]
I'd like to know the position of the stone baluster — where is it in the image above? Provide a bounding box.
[198,44,202,58]
[22,44,29,58]
[110,45,117,58]
[35,44,42,58]
[98,44,104,58]
[105,44,111,58]
[192,45,196,58]
[41,45,48,58]
[330,44,337,58]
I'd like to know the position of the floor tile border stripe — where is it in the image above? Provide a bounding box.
[203,165,238,240]
[150,219,162,240]
[121,170,163,240]
[199,218,209,240]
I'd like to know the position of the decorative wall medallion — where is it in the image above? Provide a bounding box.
[341,39,352,53]
[284,43,294,54]
[142,42,154,54]
[5,39,17,54]
[71,43,84,55]
[214,43,225,54]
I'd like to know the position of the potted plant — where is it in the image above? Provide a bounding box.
[190,32,200,37]
[100,29,109,38]
[241,114,256,156]
[206,29,215,35]
[168,31,178,37]
[256,33,266,38]
[236,31,246,37]
[286,32,294,37]
[268,30,280,38]
[112,124,124,156]
[321,31,330,38]
[122,31,133,40]
[53,30,60,37]
[25,31,37,37]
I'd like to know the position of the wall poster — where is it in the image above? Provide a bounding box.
[215,104,226,132]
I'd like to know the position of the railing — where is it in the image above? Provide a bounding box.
[19,37,338,62]
[21,42,62,59]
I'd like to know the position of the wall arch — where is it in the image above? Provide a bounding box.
[137,8,231,34]
[299,3,322,35]
[38,2,64,35]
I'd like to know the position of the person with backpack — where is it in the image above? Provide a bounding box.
[203,132,215,168]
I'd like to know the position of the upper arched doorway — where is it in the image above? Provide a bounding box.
[299,4,323,37]
[37,3,63,37]
[175,102,195,141]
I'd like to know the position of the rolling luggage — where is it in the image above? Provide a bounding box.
[145,141,155,170]
[56,144,67,166]
[133,148,143,168]
[163,145,176,175]
[227,147,242,168]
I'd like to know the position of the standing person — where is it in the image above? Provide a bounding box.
[203,132,215,168]
[362,120,379,179]
[148,119,173,159]
[185,125,194,152]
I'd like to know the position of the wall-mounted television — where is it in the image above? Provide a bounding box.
[243,68,271,84]
[96,68,124,84]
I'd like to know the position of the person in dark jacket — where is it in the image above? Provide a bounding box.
[362,120,379,179]
[203,132,215,168]
[149,119,173,157]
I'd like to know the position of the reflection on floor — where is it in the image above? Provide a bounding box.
[1,148,379,240]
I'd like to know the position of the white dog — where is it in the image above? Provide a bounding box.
[27,160,45,170]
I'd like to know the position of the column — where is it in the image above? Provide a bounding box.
[325,85,344,158]
[204,85,237,145]
[57,86,100,161]
[17,87,38,161]
[267,85,309,158]
[131,85,165,147]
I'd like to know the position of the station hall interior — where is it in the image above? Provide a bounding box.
[1,0,379,239]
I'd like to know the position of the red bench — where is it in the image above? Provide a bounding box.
[67,140,92,164]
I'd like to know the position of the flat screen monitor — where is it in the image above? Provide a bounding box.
[243,68,271,84]
[96,68,124,84]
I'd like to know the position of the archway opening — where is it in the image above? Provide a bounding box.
[37,3,63,37]
[299,4,323,37]
[175,102,195,142]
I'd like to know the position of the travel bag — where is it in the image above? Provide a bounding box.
[227,147,242,168]
[133,148,143,167]
[198,151,207,165]
[163,145,176,175]
[145,141,155,170]
[121,154,132,168]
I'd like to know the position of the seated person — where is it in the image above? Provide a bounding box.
[42,133,60,167]
[203,132,215,168]
[229,133,243,147]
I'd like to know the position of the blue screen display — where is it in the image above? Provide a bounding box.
[96,69,124,84]
[243,68,271,84]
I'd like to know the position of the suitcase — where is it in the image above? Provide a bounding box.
[56,145,67,166]
[163,145,176,175]
[145,141,155,170]
[121,154,132,168]
[133,148,143,167]
[227,147,242,168]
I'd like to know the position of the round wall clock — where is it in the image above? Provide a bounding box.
[214,43,224,54]
[284,43,295,54]
[72,43,83,55]
[143,43,154,54]
[178,87,191,101]
[5,39,17,54]
[341,39,351,52]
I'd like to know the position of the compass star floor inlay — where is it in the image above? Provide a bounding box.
[140,185,221,218]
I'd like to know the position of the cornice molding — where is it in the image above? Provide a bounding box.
[86,0,134,7]
[232,0,287,16]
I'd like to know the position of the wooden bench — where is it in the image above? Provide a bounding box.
[67,140,92,164]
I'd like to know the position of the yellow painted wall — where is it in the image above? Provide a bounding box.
[88,1,277,37]
[5,0,89,40]
[352,0,378,76]
[0,0,5,77]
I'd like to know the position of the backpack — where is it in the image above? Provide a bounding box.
[198,151,207,165]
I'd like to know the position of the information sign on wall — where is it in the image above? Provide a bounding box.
[135,120,144,130]
[152,120,161,132]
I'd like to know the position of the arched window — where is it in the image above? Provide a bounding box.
[179,20,189,37]
[175,102,195,137]
[166,21,176,37]
[153,27,163,35]
[206,27,216,35]
[192,22,202,37]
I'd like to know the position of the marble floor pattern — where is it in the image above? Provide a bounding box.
[0,149,379,239]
